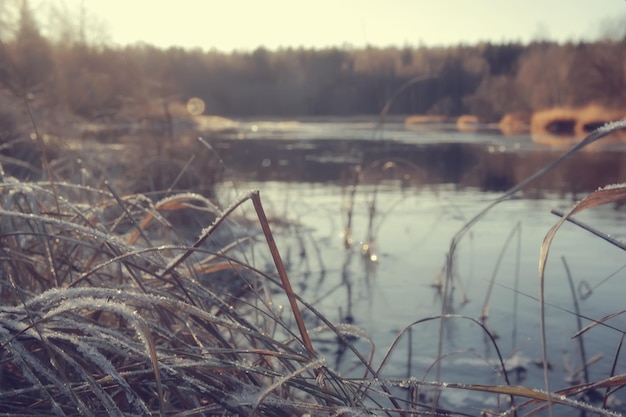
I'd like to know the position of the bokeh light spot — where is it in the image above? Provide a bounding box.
[186,97,205,115]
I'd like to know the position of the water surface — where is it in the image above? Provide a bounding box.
[211,119,626,414]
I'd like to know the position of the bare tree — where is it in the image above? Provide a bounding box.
[515,43,574,109]
[568,41,626,107]
[8,0,53,94]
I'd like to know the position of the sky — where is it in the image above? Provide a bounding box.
[69,0,625,51]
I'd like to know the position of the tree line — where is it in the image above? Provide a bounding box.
[0,1,625,123]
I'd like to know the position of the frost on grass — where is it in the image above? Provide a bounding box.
[195,188,259,242]
[0,174,365,416]
[75,343,150,415]
[311,322,371,341]
[227,384,263,407]
[156,191,220,212]
[597,182,626,191]
[597,119,626,134]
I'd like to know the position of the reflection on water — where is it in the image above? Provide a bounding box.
[209,134,626,199]
[212,128,626,415]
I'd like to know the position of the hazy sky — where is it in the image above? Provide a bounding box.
[73,0,625,51]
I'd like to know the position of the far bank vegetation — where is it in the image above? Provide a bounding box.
[0,1,624,140]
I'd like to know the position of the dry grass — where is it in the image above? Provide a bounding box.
[531,105,626,148]
[0,173,349,416]
[404,115,448,125]
[498,112,530,136]
[574,104,626,140]
[456,114,480,132]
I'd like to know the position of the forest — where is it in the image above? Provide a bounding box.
[0,1,625,126]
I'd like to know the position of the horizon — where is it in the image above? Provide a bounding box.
[34,0,626,52]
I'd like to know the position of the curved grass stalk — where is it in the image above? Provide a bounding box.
[439,119,626,415]
[539,177,626,415]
